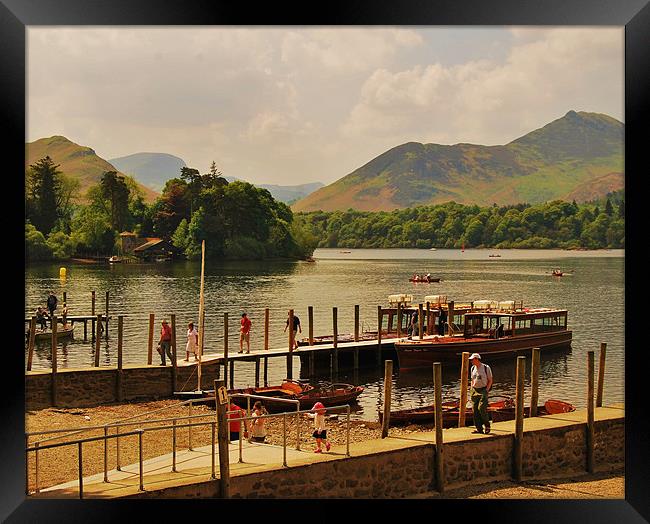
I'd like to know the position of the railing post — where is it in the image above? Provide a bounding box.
[587,350,595,473]
[116,315,124,402]
[381,360,393,438]
[171,314,178,392]
[138,430,144,491]
[296,403,301,451]
[530,347,541,416]
[78,441,84,499]
[283,413,288,467]
[211,422,216,479]
[172,418,177,472]
[188,401,193,451]
[103,426,109,482]
[513,356,526,482]
[596,342,607,407]
[34,440,40,494]
[346,405,351,457]
[116,426,121,471]
[27,317,36,371]
[51,317,58,407]
[459,352,469,427]
[433,362,444,493]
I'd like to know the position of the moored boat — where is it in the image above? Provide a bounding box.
[394,306,572,369]
[297,383,364,409]
[409,277,441,283]
[28,324,75,342]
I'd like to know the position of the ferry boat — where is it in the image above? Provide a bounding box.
[394,303,572,369]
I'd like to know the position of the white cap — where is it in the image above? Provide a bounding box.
[469,353,481,361]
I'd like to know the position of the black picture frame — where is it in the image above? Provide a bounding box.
[4,0,647,520]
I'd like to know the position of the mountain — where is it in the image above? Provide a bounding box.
[108,152,186,192]
[26,136,159,203]
[223,177,323,204]
[292,111,624,212]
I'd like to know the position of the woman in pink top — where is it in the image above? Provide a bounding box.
[311,402,331,453]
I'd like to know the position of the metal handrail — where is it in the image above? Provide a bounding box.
[25,403,352,498]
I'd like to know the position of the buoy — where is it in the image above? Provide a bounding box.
[59,267,67,279]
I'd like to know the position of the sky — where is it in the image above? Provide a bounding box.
[27,26,624,186]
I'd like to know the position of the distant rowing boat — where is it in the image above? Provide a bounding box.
[28,324,75,342]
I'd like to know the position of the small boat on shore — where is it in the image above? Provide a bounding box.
[28,324,75,342]
[108,255,122,263]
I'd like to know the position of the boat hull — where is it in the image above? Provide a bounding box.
[395,330,572,369]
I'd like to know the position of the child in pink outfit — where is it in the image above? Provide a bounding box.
[311,402,331,453]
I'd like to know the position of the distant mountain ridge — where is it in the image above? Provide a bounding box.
[26,136,158,203]
[108,152,187,192]
[292,111,624,212]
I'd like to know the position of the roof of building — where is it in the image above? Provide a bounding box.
[119,231,137,237]
[133,238,166,252]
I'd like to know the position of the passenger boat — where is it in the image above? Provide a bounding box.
[394,306,572,369]
[28,324,75,342]
[379,397,574,427]
[297,332,380,347]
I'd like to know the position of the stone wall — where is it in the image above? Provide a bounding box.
[126,414,624,499]
[25,361,222,410]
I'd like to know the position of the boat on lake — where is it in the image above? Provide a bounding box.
[394,305,572,369]
[108,255,122,263]
[488,254,501,258]
[28,324,75,342]
[409,276,441,283]
[551,269,564,276]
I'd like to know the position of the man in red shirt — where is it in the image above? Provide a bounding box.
[238,312,251,354]
[228,402,248,441]
[158,319,173,365]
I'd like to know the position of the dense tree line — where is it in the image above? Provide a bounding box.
[25,157,317,261]
[297,196,625,250]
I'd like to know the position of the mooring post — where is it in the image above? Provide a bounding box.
[223,312,229,387]
[229,360,235,390]
[587,350,595,473]
[147,313,154,365]
[171,314,178,392]
[433,362,444,493]
[333,307,338,374]
[91,290,95,316]
[308,306,314,346]
[426,302,431,335]
[263,355,268,386]
[354,305,359,342]
[214,379,230,498]
[397,304,402,338]
[513,356,526,482]
[418,303,424,340]
[105,291,109,339]
[377,306,382,365]
[95,314,102,367]
[530,347,541,416]
[116,316,124,402]
[63,291,67,304]
[83,320,87,341]
[381,360,393,438]
[596,342,607,407]
[51,316,58,407]
[27,317,36,371]
[255,357,260,387]
[459,352,470,428]
[264,308,269,350]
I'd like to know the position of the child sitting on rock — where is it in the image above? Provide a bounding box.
[311,402,331,453]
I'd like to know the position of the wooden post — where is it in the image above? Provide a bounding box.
[264,308,269,350]
[418,303,424,340]
[433,362,444,493]
[587,351,595,473]
[530,347,541,417]
[223,313,229,387]
[147,313,154,365]
[381,360,393,438]
[255,357,260,387]
[596,342,607,407]
[353,349,359,372]
[354,305,359,342]
[214,379,230,498]
[448,301,454,335]
[229,360,234,390]
[27,317,36,371]
[91,291,95,315]
[263,355,268,386]
[116,316,123,402]
[459,352,470,428]
[105,291,109,339]
[288,309,294,351]
[333,307,338,374]
[309,350,315,377]
[426,302,431,335]
[513,356,526,482]
[308,306,314,346]
[63,291,67,304]
[94,314,102,367]
[171,314,177,392]
[51,317,58,407]
[377,306,382,365]
[83,320,87,341]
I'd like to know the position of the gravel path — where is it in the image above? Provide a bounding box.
[26,400,623,499]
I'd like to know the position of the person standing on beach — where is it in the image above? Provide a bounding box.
[238,312,251,354]
[469,352,493,434]
[46,292,58,328]
[284,311,302,350]
[159,319,173,366]
[185,322,198,361]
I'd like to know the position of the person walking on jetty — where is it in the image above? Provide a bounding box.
[158,319,173,366]
[284,310,302,350]
[238,312,251,354]
[469,352,493,434]
[311,402,331,453]
[185,322,198,361]
[249,401,267,443]
[228,401,248,442]
[46,292,58,328]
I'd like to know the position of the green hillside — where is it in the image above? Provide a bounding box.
[293,111,623,212]
[26,136,159,203]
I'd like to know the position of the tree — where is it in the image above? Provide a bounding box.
[26,156,62,235]
[605,198,613,216]
[99,171,131,231]
[25,223,53,260]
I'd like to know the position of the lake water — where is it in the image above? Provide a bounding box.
[25,248,625,421]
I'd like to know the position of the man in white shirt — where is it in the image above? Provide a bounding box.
[469,352,493,434]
